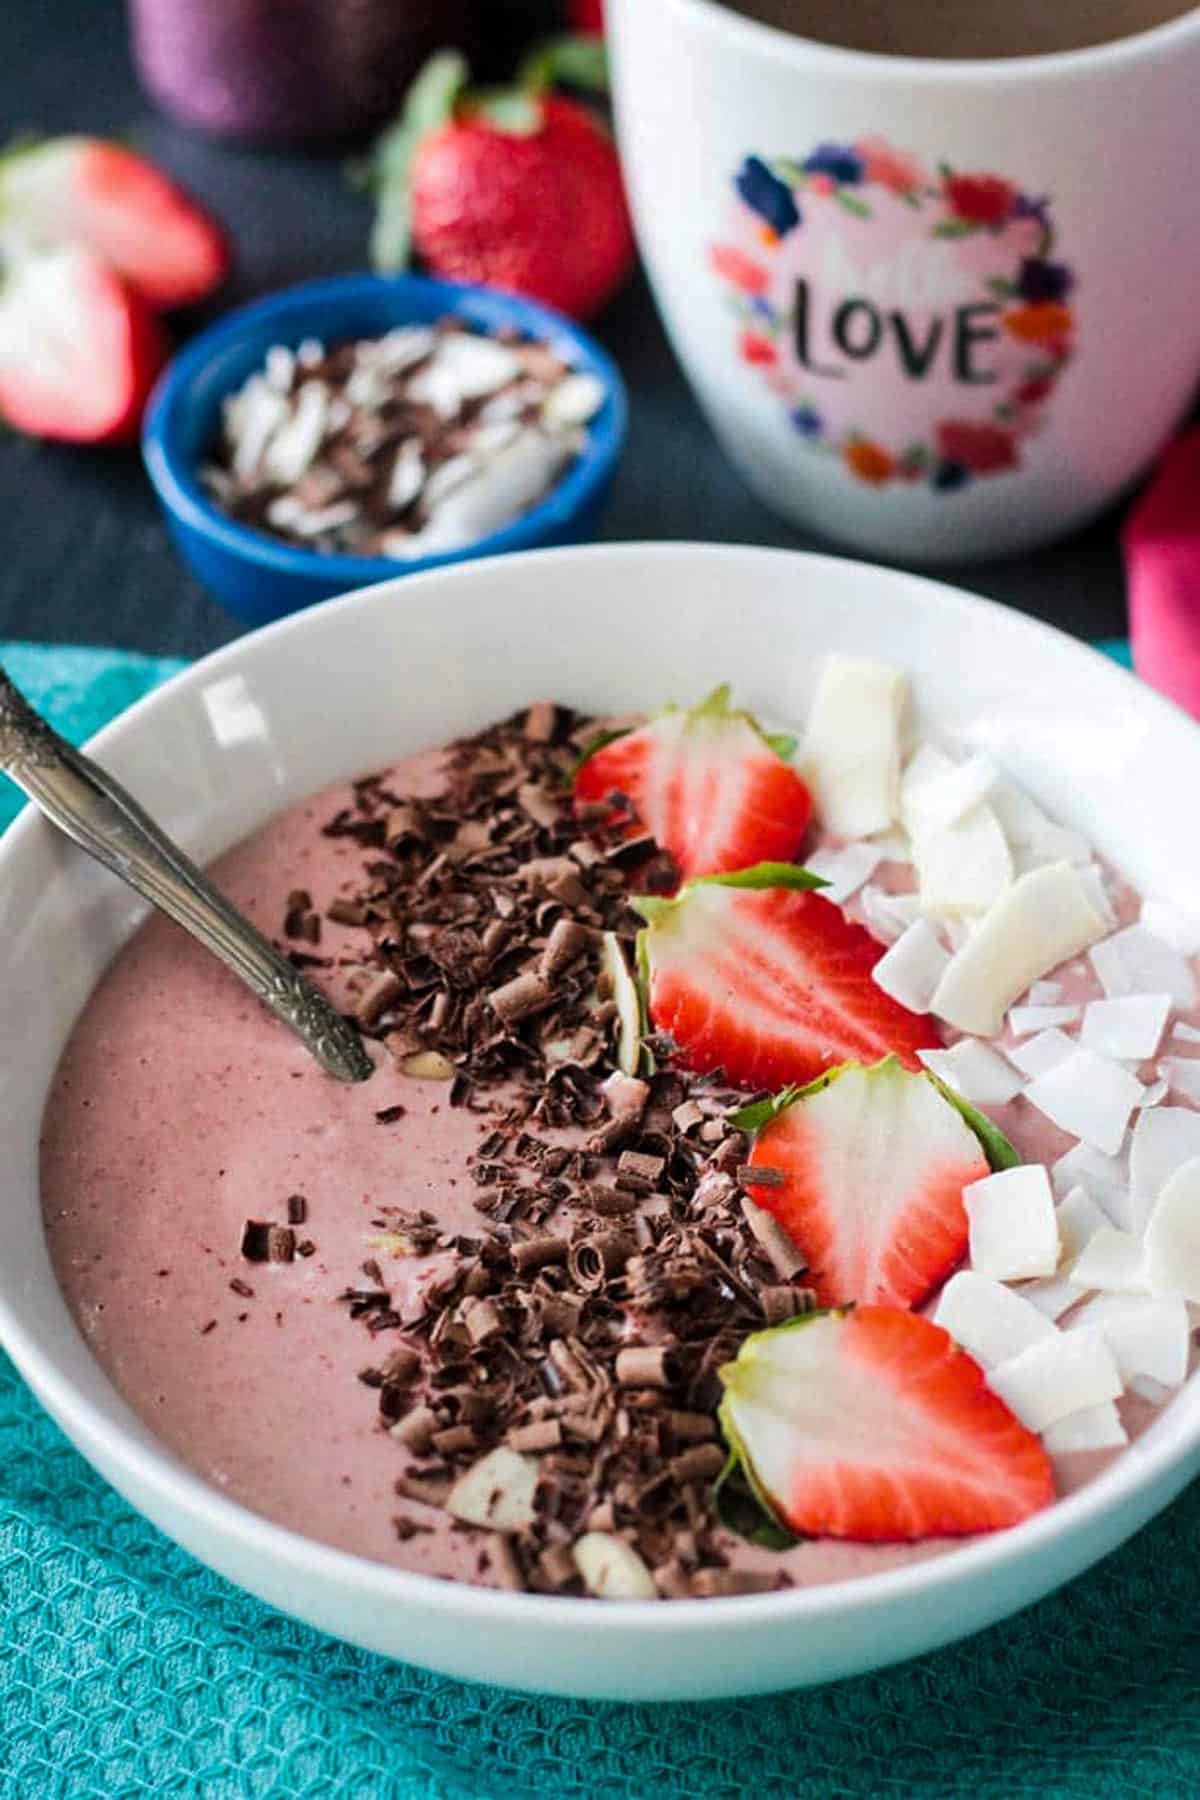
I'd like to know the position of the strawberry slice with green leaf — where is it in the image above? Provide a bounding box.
[719,1305,1054,1542]
[574,686,811,881]
[737,1057,999,1310]
[633,865,939,1090]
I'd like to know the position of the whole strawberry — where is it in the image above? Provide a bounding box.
[364,42,634,321]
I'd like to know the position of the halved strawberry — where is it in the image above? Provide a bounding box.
[0,136,228,309]
[741,1058,989,1310]
[719,1305,1054,1542]
[0,245,168,444]
[574,686,812,881]
[634,866,940,1090]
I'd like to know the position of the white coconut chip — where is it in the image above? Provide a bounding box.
[934,1270,1057,1368]
[1158,1057,1200,1103]
[1068,1226,1149,1295]
[1172,1022,1200,1045]
[1019,1274,1085,1321]
[572,1532,658,1600]
[1008,1028,1078,1079]
[964,1165,1059,1281]
[912,805,1013,920]
[1078,993,1172,1062]
[987,1327,1122,1433]
[1141,897,1200,956]
[1077,865,1118,930]
[903,751,999,838]
[1008,1003,1082,1036]
[260,379,330,486]
[1089,925,1198,1011]
[859,885,921,946]
[1138,1079,1170,1109]
[1051,1141,1134,1227]
[1042,1402,1128,1453]
[1144,1157,1200,1303]
[1024,1048,1143,1157]
[387,441,426,511]
[801,656,907,838]
[930,861,1107,1038]
[1068,1292,1190,1387]
[445,1446,538,1532]
[1056,1185,1108,1264]
[802,842,883,903]
[1130,1374,1173,1406]
[542,372,606,430]
[1129,1106,1200,1210]
[871,917,949,1014]
[917,1039,1025,1106]
[1028,981,1063,1006]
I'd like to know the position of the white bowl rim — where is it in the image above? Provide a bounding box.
[2,539,1196,1647]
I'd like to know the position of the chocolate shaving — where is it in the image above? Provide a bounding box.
[286,1194,308,1225]
[740,1197,808,1279]
[615,1345,680,1389]
[229,1278,255,1299]
[737,1165,785,1188]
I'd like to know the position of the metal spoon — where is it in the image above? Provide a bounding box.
[0,666,374,1084]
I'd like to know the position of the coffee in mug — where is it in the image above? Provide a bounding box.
[719,0,1196,61]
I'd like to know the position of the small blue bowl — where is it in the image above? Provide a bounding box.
[142,273,628,627]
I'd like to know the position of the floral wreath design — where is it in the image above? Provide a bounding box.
[710,139,1076,492]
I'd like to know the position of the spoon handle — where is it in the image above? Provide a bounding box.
[0,667,374,1084]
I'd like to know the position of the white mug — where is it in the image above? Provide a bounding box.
[609,0,1200,562]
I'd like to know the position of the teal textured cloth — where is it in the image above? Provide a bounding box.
[4,635,1198,1800]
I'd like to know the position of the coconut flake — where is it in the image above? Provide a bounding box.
[918,1039,1025,1106]
[1141,897,1200,956]
[446,1446,538,1531]
[859,885,921,946]
[912,804,1013,919]
[1090,925,1197,1010]
[1139,1078,1170,1109]
[1144,1156,1200,1302]
[1008,1003,1082,1036]
[1159,1056,1200,1103]
[1068,1292,1190,1386]
[260,380,330,486]
[1042,1402,1128,1453]
[964,1165,1058,1281]
[1020,1274,1084,1320]
[1008,1028,1078,1079]
[803,842,883,903]
[1130,1106,1200,1208]
[1023,1048,1143,1156]
[987,1327,1122,1433]
[930,861,1107,1038]
[801,657,907,839]
[1172,1022,1200,1045]
[1028,981,1063,1006]
[870,917,949,1014]
[1068,1226,1149,1294]
[387,441,426,512]
[934,1270,1057,1368]
[1056,1185,1108,1264]
[1051,1141,1133,1226]
[542,372,606,430]
[1077,865,1118,931]
[572,1532,658,1600]
[903,750,999,838]
[1079,993,1172,1062]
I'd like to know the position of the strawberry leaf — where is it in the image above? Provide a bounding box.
[691,861,829,893]
[520,34,610,97]
[926,1075,1021,1172]
[567,723,632,782]
[764,732,798,761]
[470,90,543,135]
[728,1084,804,1135]
[712,1450,799,1550]
[364,50,469,272]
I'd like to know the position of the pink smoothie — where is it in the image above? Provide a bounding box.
[38,749,1195,1592]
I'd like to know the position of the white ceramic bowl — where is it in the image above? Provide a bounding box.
[2,543,1197,1702]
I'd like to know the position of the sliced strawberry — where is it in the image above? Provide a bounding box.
[0,136,228,309]
[574,686,812,881]
[743,1058,988,1310]
[719,1305,1054,1542]
[0,245,167,444]
[634,866,940,1090]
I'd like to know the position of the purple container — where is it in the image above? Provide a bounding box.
[128,0,477,143]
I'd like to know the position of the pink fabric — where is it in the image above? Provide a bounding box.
[1123,427,1200,717]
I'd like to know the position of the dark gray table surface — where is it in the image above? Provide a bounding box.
[2,0,1129,660]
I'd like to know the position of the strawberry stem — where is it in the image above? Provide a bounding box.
[519,34,610,98]
[362,50,469,273]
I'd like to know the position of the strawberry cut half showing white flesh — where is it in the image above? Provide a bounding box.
[574,685,812,882]
[0,136,229,309]
[0,244,167,443]
[634,867,941,1092]
[745,1058,991,1311]
[719,1305,1054,1542]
